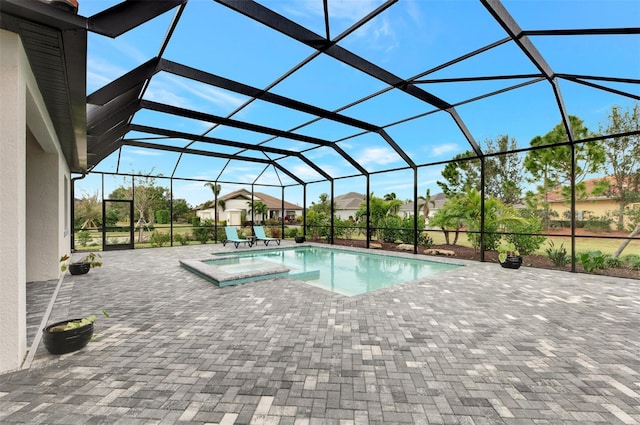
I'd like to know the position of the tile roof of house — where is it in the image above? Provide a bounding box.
[213,189,301,210]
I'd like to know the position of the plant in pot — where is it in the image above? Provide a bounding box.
[60,252,102,275]
[294,228,306,243]
[497,242,522,269]
[43,310,109,355]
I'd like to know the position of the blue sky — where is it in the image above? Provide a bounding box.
[75,0,640,208]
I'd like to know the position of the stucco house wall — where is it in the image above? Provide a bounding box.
[0,29,70,373]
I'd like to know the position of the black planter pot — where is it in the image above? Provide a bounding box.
[43,319,94,354]
[500,255,523,269]
[294,236,305,243]
[69,262,90,275]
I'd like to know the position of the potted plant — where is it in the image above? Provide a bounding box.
[497,242,522,269]
[60,252,103,275]
[42,310,109,355]
[294,228,305,243]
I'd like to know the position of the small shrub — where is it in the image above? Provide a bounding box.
[173,233,190,245]
[191,216,201,226]
[604,255,622,268]
[620,254,640,270]
[545,240,570,267]
[584,216,613,233]
[76,230,91,247]
[155,209,170,224]
[418,233,433,249]
[286,227,299,238]
[150,231,170,247]
[269,227,282,238]
[580,251,607,273]
[504,218,547,255]
[192,226,212,244]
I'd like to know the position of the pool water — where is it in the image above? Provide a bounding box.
[208,246,461,296]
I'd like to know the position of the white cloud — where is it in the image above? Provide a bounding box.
[431,143,458,156]
[128,149,163,157]
[356,147,400,166]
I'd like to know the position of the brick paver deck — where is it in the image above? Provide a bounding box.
[2,242,638,424]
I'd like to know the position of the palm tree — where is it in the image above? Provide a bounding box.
[204,182,221,222]
[247,200,268,224]
[418,188,434,223]
[383,192,402,215]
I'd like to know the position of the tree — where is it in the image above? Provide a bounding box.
[74,191,102,229]
[437,151,480,198]
[383,192,402,215]
[171,198,191,222]
[429,197,465,245]
[109,175,169,242]
[247,200,268,223]
[594,104,640,230]
[484,135,523,205]
[418,188,434,223]
[437,136,524,204]
[524,115,605,229]
[204,182,222,222]
[524,115,605,201]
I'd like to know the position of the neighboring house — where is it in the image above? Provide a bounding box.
[197,189,303,226]
[334,192,365,220]
[334,192,447,222]
[546,176,636,227]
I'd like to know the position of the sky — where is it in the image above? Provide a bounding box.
[74,0,640,208]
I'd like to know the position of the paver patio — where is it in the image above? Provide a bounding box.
[1,242,639,424]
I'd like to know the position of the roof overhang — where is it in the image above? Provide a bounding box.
[0,0,87,172]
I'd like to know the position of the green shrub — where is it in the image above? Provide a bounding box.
[155,209,170,224]
[580,251,607,273]
[418,232,433,248]
[620,254,640,270]
[76,230,91,247]
[173,233,190,245]
[604,255,622,268]
[379,216,402,243]
[269,227,282,238]
[150,231,170,247]
[286,227,299,238]
[504,218,547,255]
[584,216,613,233]
[191,216,201,226]
[545,240,570,267]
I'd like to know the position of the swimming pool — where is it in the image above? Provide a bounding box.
[183,245,462,296]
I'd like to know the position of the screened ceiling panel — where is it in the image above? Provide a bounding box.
[502,0,639,29]
[337,132,407,173]
[164,0,315,88]
[116,145,181,177]
[340,1,506,79]
[384,111,475,164]
[456,81,565,150]
[532,35,640,78]
[341,88,436,127]
[144,72,252,118]
[270,54,388,111]
[48,0,634,189]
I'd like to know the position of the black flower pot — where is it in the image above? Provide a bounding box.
[500,255,523,269]
[294,236,305,243]
[43,319,94,355]
[69,262,91,275]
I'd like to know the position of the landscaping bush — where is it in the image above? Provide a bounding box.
[76,230,91,247]
[579,251,607,273]
[191,216,201,226]
[150,231,170,247]
[504,217,546,255]
[545,240,570,267]
[155,209,170,224]
[584,215,613,233]
[269,227,282,238]
[173,233,190,245]
[379,216,402,243]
